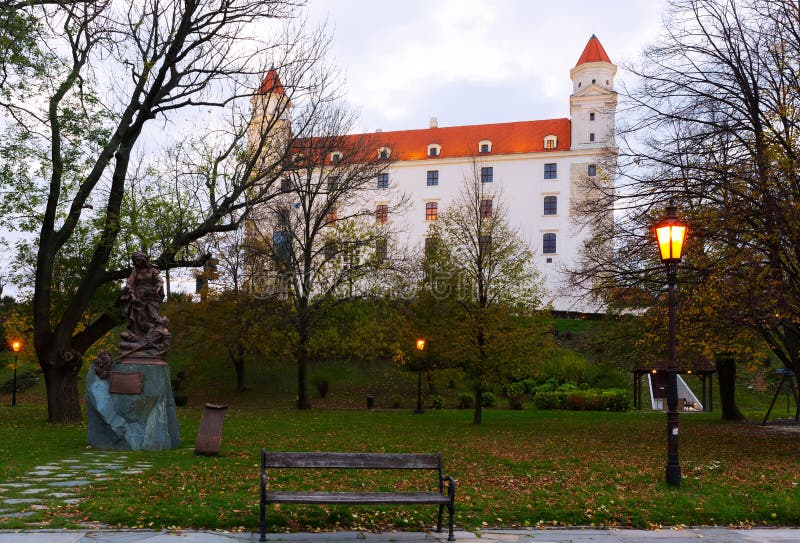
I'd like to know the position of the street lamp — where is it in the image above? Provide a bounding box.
[10,339,22,407]
[414,338,426,414]
[654,201,687,487]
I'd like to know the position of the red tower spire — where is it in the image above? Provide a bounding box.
[575,35,612,66]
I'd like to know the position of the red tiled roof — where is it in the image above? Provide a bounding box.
[575,35,611,66]
[335,119,571,161]
[257,69,285,95]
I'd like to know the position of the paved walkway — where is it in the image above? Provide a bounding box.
[0,529,798,543]
[0,450,152,525]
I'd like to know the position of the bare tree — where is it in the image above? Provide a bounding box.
[244,102,406,409]
[0,0,343,422]
[569,0,800,418]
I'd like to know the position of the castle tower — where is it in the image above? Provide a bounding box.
[569,35,617,149]
[248,68,292,161]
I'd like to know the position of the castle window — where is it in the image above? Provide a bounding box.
[480,198,493,219]
[378,147,391,160]
[327,176,339,192]
[589,112,595,121]
[544,196,557,215]
[330,152,342,163]
[592,78,596,84]
[323,241,337,261]
[375,204,389,224]
[543,233,557,254]
[589,133,595,142]
[427,144,441,157]
[544,135,558,149]
[588,164,597,176]
[479,140,492,153]
[544,163,557,180]
[426,170,439,186]
[325,206,338,224]
[375,238,388,262]
[425,201,438,221]
[479,235,492,254]
[377,173,389,189]
[480,166,493,183]
[424,236,437,256]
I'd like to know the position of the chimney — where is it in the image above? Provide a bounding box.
[429,117,438,129]
[375,128,382,133]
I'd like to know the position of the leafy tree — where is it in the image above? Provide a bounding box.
[421,163,554,424]
[0,0,342,422]
[570,0,800,418]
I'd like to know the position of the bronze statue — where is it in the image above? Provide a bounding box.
[119,251,170,359]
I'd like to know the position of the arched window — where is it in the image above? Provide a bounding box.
[378,147,391,160]
[427,143,441,157]
[478,140,492,153]
[330,152,342,163]
[543,233,557,254]
[544,135,558,149]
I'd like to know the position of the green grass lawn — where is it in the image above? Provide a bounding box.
[0,403,797,532]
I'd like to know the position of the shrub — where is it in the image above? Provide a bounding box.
[457,392,474,409]
[429,395,444,409]
[566,391,604,411]
[601,389,631,411]
[504,382,526,410]
[533,391,567,410]
[481,391,497,408]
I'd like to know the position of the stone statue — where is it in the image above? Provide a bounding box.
[119,250,170,359]
[85,250,180,451]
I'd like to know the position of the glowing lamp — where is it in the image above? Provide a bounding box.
[416,338,426,351]
[655,202,687,264]
[11,340,21,353]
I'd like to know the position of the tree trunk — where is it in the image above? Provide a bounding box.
[472,387,482,425]
[232,342,245,394]
[714,353,744,421]
[426,371,436,394]
[42,350,83,423]
[296,320,311,409]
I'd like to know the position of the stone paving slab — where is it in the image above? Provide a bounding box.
[1,530,797,543]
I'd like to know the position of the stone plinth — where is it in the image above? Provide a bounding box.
[86,359,181,451]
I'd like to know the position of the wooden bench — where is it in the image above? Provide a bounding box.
[259,450,456,541]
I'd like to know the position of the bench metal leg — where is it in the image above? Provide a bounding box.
[437,504,444,533]
[447,502,455,541]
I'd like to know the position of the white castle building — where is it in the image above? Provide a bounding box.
[251,35,617,312]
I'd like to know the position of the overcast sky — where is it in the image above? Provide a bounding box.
[305,0,669,134]
[0,1,671,297]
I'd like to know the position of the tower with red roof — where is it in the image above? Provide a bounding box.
[569,35,617,150]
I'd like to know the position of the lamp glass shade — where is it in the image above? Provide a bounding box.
[416,339,426,351]
[656,224,686,262]
[11,340,21,353]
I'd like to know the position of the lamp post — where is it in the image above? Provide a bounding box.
[10,340,21,407]
[654,201,687,487]
[414,338,426,414]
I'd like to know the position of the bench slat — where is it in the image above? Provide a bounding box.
[265,491,451,504]
[262,452,440,469]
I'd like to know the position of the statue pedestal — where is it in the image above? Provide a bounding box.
[86,358,181,450]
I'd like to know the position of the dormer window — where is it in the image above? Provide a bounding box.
[479,140,492,154]
[427,144,441,157]
[544,135,558,150]
[330,152,342,163]
[378,147,391,160]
